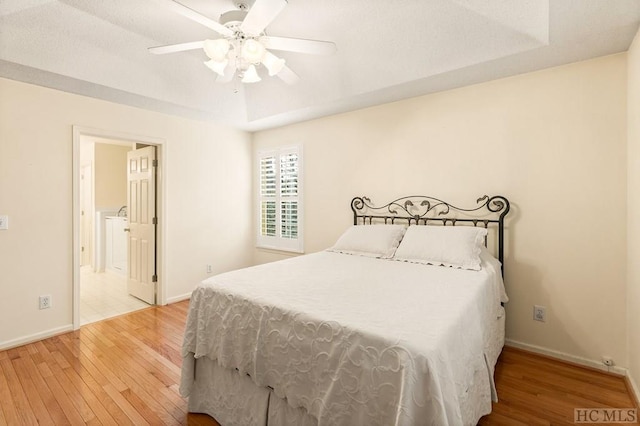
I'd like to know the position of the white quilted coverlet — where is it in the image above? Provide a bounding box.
[181,251,506,426]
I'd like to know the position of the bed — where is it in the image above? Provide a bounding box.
[180,195,511,426]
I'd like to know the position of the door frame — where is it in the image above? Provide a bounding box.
[79,163,93,267]
[72,126,167,330]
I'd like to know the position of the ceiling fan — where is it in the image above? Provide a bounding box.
[149,0,337,85]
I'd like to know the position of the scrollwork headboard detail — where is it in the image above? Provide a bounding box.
[351,195,511,274]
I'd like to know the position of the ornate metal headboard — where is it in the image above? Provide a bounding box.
[351,195,511,274]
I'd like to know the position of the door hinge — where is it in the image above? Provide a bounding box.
[152,159,158,167]
[152,217,157,225]
[152,274,158,283]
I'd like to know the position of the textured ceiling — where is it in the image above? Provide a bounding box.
[1,0,639,131]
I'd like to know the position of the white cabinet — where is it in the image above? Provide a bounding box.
[106,217,128,275]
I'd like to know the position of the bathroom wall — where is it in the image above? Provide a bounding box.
[94,142,130,211]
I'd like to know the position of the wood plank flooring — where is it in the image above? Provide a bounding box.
[0,301,636,425]
[479,347,638,425]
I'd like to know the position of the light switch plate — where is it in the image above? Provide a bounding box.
[0,215,8,230]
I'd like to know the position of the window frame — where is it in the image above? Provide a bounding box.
[256,145,304,253]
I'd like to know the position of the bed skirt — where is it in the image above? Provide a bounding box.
[185,308,506,426]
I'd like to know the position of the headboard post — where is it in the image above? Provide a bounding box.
[487,195,510,275]
[350,195,511,276]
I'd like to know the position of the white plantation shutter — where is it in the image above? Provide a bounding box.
[260,156,277,237]
[257,146,303,252]
[280,152,298,240]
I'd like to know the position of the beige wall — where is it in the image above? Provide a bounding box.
[94,143,129,210]
[0,77,252,347]
[253,54,629,366]
[627,28,640,398]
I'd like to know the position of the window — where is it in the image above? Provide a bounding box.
[257,146,303,252]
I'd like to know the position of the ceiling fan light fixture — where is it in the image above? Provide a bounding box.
[241,38,266,63]
[241,64,262,83]
[262,51,285,76]
[203,38,230,61]
[204,59,228,76]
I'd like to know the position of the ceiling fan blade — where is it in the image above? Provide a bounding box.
[240,0,287,35]
[217,62,237,83]
[149,40,204,55]
[261,36,337,55]
[277,64,300,85]
[163,0,233,37]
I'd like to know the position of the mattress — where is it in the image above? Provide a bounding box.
[181,250,507,426]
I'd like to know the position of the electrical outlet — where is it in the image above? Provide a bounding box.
[533,305,546,322]
[39,295,51,310]
[206,264,213,274]
[0,215,8,230]
[602,357,614,367]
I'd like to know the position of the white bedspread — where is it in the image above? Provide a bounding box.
[180,251,507,426]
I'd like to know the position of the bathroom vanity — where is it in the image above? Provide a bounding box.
[105,216,128,275]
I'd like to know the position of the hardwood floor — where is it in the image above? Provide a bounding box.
[0,302,203,426]
[0,301,636,425]
[479,348,638,425]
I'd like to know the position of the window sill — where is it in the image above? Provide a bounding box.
[255,245,305,255]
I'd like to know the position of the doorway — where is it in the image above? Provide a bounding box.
[72,127,165,330]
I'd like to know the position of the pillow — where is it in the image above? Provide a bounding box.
[393,225,488,270]
[328,225,407,258]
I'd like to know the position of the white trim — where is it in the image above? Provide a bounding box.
[73,129,81,330]
[166,293,192,304]
[627,371,640,407]
[72,126,168,330]
[505,339,628,376]
[0,325,73,351]
[256,244,304,254]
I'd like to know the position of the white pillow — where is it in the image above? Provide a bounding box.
[393,225,488,270]
[328,225,407,258]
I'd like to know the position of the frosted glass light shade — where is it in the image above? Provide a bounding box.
[204,59,228,77]
[262,51,286,76]
[203,39,230,61]
[241,64,261,83]
[241,39,266,63]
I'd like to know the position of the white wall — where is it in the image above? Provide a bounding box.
[253,54,629,368]
[627,27,640,400]
[0,77,253,348]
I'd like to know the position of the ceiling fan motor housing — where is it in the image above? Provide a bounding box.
[219,10,249,28]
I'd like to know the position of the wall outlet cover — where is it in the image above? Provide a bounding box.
[39,295,52,310]
[533,305,546,322]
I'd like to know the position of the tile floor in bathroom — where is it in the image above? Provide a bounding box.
[80,266,150,325]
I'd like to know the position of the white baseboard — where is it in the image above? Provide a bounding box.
[505,339,628,376]
[166,292,191,304]
[0,324,74,351]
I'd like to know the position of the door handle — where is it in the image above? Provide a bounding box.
[124,228,130,232]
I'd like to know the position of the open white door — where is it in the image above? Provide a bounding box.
[127,146,156,304]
